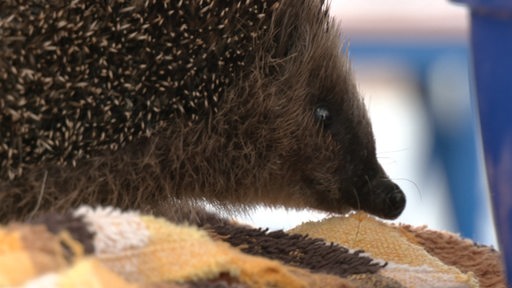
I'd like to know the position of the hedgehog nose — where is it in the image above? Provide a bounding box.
[364,180,406,220]
[385,183,406,219]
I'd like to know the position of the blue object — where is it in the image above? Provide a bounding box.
[453,0,512,285]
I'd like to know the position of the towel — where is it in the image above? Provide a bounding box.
[0,206,505,287]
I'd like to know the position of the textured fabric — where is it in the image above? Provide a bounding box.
[0,206,354,287]
[75,206,313,287]
[289,212,480,288]
[211,224,383,277]
[0,224,73,286]
[22,259,138,288]
[0,206,506,287]
[401,225,505,288]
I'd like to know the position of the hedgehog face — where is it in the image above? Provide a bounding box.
[280,85,406,220]
[309,100,406,220]
[216,43,406,219]
[250,0,407,219]
[258,74,406,219]
[313,82,405,220]
[311,70,403,218]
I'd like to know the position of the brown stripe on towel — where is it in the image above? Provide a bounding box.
[29,211,95,254]
[211,224,384,278]
[157,201,381,278]
[188,272,249,288]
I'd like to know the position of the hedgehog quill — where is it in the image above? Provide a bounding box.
[0,0,405,221]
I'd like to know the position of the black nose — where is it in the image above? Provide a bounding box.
[357,180,406,220]
[383,183,406,219]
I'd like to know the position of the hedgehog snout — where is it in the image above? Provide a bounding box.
[364,179,406,220]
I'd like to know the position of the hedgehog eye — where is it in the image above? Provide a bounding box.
[314,105,332,127]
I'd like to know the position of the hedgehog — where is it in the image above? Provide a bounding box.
[0,0,406,222]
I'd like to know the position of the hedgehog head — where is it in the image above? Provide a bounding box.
[0,0,405,220]
[168,0,406,219]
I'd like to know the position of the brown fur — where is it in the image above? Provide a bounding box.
[0,0,405,221]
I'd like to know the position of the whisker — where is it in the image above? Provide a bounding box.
[351,188,362,246]
[28,169,48,220]
[364,175,372,190]
[392,178,421,200]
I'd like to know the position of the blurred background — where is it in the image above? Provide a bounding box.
[235,0,497,247]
